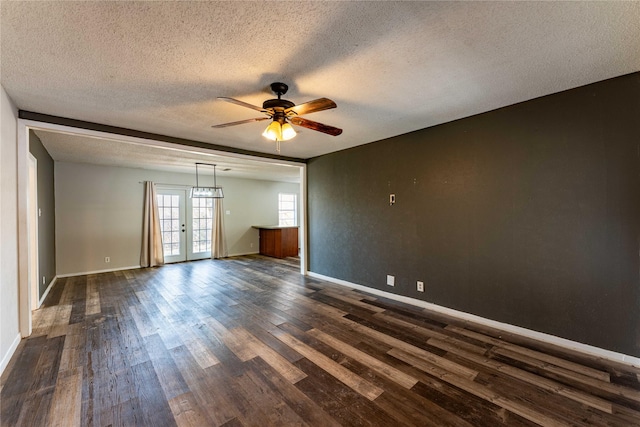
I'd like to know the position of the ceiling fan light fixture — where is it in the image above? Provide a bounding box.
[262,121,282,141]
[262,120,296,141]
[281,122,296,140]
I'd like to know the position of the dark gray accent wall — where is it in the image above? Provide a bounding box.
[29,131,56,298]
[308,73,640,357]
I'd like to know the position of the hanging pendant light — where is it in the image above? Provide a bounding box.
[190,162,224,198]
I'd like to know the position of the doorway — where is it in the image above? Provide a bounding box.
[156,188,214,263]
[28,153,39,310]
[17,120,307,340]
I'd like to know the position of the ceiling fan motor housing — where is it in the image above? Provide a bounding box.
[264,82,295,112]
[263,81,295,114]
[263,98,295,110]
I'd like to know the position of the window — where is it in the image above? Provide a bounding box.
[192,197,213,253]
[278,193,297,226]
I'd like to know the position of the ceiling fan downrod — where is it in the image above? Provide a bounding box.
[263,82,295,110]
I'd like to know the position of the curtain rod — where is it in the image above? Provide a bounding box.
[139,182,224,188]
[138,181,194,188]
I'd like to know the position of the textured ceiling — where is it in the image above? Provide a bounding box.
[32,129,302,182]
[2,1,640,174]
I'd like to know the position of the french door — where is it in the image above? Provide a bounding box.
[156,189,214,263]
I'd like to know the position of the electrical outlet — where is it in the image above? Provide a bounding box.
[42,276,45,285]
[105,256,110,263]
[417,281,424,292]
[387,275,395,286]
[250,243,254,248]
[389,194,396,205]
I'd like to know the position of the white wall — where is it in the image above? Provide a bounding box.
[0,85,21,375]
[55,161,299,275]
[219,177,301,256]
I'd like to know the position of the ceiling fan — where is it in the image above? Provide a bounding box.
[212,82,342,152]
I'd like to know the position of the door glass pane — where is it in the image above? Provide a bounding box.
[157,194,181,256]
[192,197,213,253]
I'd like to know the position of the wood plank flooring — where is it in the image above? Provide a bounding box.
[2,255,640,426]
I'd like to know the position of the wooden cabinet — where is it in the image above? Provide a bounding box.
[253,226,299,258]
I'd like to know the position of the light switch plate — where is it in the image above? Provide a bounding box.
[387,275,395,286]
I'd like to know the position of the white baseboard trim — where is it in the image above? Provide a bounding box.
[307,271,640,368]
[56,256,262,278]
[57,265,141,278]
[37,276,57,308]
[227,251,260,257]
[0,333,22,376]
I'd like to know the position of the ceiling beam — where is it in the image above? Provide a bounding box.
[18,110,307,164]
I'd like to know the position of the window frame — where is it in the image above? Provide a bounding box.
[278,193,298,227]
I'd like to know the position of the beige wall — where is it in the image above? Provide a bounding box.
[0,85,20,374]
[55,161,300,275]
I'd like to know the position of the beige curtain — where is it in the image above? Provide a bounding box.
[140,181,164,267]
[211,198,228,259]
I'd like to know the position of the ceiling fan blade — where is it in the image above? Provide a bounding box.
[218,97,266,113]
[290,117,342,136]
[285,98,337,116]
[212,117,270,128]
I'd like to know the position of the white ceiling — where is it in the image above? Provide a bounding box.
[2,2,639,177]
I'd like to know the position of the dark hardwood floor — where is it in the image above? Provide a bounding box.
[1,255,639,426]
